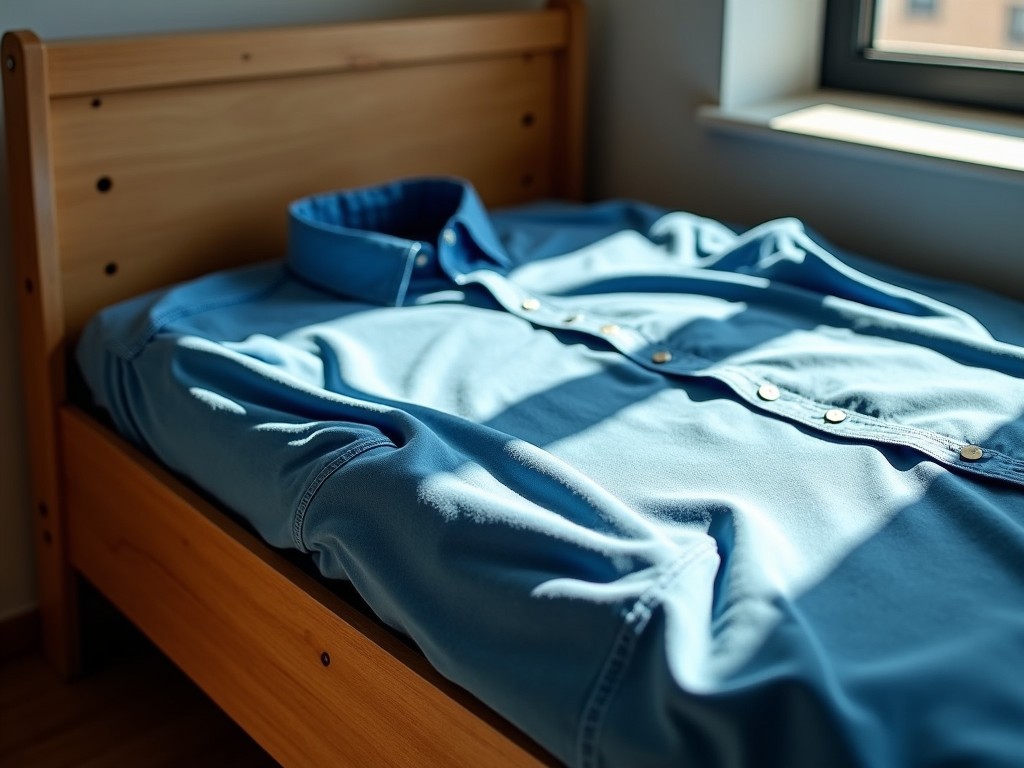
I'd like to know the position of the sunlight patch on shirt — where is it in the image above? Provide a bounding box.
[188,387,246,415]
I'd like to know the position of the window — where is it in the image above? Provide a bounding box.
[822,0,1024,113]
[1010,6,1024,44]
[907,0,938,16]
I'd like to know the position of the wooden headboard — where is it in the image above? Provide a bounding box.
[4,0,585,340]
[2,0,585,678]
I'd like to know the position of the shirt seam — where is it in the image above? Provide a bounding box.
[114,272,291,361]
[715,367,1024,483]
[575,542,718,768]
[291,437,395,552]
[467,269,1023,484]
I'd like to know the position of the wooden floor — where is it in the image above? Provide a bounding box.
[0,643,280,767]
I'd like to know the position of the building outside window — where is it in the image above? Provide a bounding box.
[1009,5,1024,44]
[907,0,938,16]
[876,0,1024,60]
[822,0,1024,113]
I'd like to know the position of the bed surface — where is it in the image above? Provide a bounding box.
[77,175,1024,767]
[7,3,1024,765]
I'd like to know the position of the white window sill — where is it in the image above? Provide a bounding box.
[698,90,1024,185]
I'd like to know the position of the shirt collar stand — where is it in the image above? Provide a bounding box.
[288,177,510,306]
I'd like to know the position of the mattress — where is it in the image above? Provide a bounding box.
[78,177,1024,767]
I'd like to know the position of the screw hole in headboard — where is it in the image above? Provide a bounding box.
[96,176,113,193]
[104,262,119,276]
[241,52,252,61]
[4,55,15,73]
[91,97,102,108]
[521,112,535,128]
[25,277,34,294]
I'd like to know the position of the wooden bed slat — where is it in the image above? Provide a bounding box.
[51,53,557,336]
[45,10,568,97]
[61,406,550,768]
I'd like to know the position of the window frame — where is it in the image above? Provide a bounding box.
[821,0,1024,114]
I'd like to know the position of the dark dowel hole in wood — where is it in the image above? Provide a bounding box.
[104,262,118,276]
[96,176,113,193]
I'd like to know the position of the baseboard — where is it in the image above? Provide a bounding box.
[0,609,40,661]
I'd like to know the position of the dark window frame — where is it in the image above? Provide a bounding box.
[821,0,1024,114]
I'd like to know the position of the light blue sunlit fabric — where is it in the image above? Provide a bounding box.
[78,177,1024,768]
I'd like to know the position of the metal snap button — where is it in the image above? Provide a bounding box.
[959,445,983,461]
[824,409,847,424]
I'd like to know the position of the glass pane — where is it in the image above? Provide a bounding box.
[873,0,1024,65]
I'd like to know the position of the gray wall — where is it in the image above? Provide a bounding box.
[2,0,1021,620]
[585,0,1023,296]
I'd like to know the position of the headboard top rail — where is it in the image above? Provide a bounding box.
[41,9,569,97]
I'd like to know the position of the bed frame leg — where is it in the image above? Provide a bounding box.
[35,531,82,680]
[3,30,82,679]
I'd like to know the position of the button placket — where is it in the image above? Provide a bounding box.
[710,369,1023,487]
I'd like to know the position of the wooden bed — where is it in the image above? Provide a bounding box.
[3,3,585,764]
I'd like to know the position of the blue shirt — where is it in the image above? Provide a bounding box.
[79,178,1024,768]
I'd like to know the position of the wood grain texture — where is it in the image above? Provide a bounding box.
[61,407,552,768]
[1,30,80,679]
[549,0,588,200]
[50,53,557,336]
[44,10,568,97]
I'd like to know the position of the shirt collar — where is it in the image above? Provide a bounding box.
[288,177,510,306]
